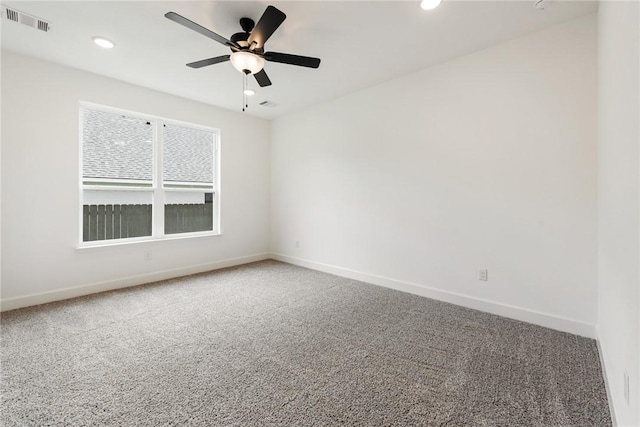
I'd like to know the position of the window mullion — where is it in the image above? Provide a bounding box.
[214,133,220,233]
[153,121,165,237]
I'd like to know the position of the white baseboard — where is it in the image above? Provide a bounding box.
[2,251,597,340]
[271,253,596,339]
[0,253,270,312]
[596,326,619,426]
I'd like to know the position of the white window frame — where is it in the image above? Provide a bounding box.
[78,101,221,247]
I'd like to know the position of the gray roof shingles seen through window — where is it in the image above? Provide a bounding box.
[164,124,214,184]
[83,109,153,181]
[83,109,215,185]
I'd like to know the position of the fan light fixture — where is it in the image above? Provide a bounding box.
[92,36,115,49]
[230,51,265,74]
[165,5,321,112]
[420,0,442,10]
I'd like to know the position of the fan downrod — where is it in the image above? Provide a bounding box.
[231,17,255,45]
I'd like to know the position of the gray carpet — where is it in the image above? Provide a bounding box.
[1,260,611,426]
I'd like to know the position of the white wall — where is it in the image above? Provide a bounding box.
[1,51,271,309]
[270,15,597,337]
[597,2,640,425]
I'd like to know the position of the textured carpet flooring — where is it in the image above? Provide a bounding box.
[1,260,610,426]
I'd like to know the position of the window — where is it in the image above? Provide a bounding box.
[80,103,219,244]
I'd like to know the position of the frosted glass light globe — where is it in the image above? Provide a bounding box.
[230,52,265,75]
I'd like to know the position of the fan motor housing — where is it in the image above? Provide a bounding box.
[231,17,255,46]
[230,32,249,44]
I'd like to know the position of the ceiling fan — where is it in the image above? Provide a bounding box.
[165,5,321,88]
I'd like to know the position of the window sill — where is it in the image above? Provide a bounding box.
[76,231,222,250]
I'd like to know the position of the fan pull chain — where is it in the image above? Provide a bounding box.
[242,74,246,112]
[245,74,249,111]
[241,73,250,112]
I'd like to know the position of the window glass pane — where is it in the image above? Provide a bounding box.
[83,190,153,205]
[83,109,153,183]
[164,191,214,235]
[163,124,214,185]
[82,190,152,242]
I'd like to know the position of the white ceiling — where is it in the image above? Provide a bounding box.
[1,1,597,119]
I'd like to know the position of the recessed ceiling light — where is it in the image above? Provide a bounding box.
[420,0,442,10]
[243,89,256,96]
[92,36,115,49]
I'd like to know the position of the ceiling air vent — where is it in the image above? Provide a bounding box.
[259,101,278,108]
[37,20,49,32]
[5,6,17,22]
[1,5,52,32]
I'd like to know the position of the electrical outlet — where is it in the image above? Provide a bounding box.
[144,251,152,261]
[478,269,488,281]
[624,370,629,406]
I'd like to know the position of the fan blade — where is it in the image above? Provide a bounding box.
[165,12,237,48]
[254,69,272,87]
[187,55,230,68]
[264,52,321,69]
[247,6,286,49]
